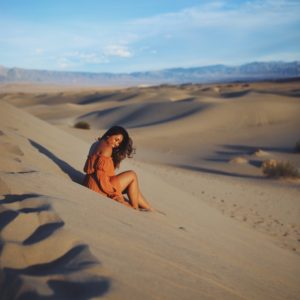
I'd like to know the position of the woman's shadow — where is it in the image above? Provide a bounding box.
[29,139,84,184]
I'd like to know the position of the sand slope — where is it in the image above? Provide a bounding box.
[1,82,300,299]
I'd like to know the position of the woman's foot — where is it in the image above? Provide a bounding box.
[139,207,155,212]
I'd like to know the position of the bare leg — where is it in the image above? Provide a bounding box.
[111,171,152,210]
[137,192,152,210]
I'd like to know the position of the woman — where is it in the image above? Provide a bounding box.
[83,126,153,211]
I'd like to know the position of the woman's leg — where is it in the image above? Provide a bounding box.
[137,191,152,210]
[111,171,152,210]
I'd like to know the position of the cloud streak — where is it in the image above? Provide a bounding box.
[104,45,132,58]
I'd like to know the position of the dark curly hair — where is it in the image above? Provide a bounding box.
[98,126,135,168]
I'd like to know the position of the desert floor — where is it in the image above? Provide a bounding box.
[0,80,300,299]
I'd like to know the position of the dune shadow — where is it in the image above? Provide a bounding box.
[220,90,250,98]
[5,244,99,276]
[14,278,110,300]
[0,193,41,204]
[173,163,262,179]
[114,105,206,129]
[0,194,51,214]
[79,107,119,119]
[79,92,119,105]
[23,221,65,245]
[176,97,196,102]
[0,210,18,231]
[204,158,229,163]
[47,279,110,299]
[215,150,252,156]
[249,160,263,168]
[19,204,52,213]
[1,244,110,299]
[0,193,51,231]
[78,102,207,129]
[206,158,263,168]
[222,144,295,154]
[117,93,139,102]
[29,139,84,184]
[255,89,300,98]
[0,193,55,234]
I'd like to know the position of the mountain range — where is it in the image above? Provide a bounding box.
[0,61,299,86]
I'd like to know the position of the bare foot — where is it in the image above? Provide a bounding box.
[139,207,155,212]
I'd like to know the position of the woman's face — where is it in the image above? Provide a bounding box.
[107,134,124,149]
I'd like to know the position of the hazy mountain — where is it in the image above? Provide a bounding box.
[0,61,299,86]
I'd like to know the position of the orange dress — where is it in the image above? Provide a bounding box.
[83,153,122,200]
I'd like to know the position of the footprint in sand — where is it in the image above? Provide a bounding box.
[254,219,265,225]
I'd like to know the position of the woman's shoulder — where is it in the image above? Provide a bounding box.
[94,139,112,158]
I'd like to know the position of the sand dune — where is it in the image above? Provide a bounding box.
[76,100,208,129]
[0,81,300,299]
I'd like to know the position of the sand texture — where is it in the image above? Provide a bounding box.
[0,80,300,299]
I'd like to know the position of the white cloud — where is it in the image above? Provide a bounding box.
[64,51,110,64]
[104,45,132,58]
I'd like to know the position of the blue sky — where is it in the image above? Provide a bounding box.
[0,0,299,73]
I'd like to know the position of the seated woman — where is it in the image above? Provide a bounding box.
[83,126,153,211]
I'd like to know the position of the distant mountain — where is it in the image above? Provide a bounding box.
[0,61,299,86]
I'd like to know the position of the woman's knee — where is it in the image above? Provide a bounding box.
[128,170,137,182]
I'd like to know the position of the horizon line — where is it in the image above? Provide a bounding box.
[1,60,299,75]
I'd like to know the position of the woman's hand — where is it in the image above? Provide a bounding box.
[113,195,125,202]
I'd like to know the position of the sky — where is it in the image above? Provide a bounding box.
[0,0,300,73]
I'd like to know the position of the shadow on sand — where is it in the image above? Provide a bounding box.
[220,90,251,98]
[0,193,41,204]
[222,144,296,154]
[79,92,119,105]
[173,163,263,180]
[78,103,206,129]
[1,253,110,300]
[4,278,110,300]
[0,193,111,300]
[29,139,84,184]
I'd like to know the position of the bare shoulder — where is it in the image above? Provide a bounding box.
[96,139,112,157]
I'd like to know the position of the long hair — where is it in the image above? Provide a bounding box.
[99,126,134,168]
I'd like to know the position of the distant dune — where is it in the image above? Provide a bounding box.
[0,79,300,299]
